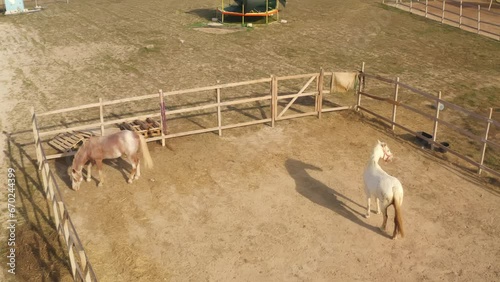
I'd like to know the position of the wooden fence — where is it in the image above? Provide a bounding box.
[31,66,500,281]
[33,70,351,160]
[356,69,500,178]
[30,69,352,281]
[31,108,97,282]
[385,0,500,40]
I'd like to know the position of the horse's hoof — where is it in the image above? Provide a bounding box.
[127,179,133,184]
[86,179,91,182]
[98,183,103,187]
[365,214,370,218]
[134,176,140,180]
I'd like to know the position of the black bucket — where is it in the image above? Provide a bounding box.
[438,142,450,153]
[416,131,433,147]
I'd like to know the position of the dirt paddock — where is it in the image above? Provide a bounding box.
[1,0,499,280]
[51,112,500,281]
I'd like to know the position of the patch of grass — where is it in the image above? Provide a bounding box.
[190,21,208,28]
[452,86,500,110]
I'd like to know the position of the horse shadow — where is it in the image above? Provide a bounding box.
[284,158,390,238]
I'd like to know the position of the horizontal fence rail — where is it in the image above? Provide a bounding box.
[30,68,357,281]
[385,0,500,40]
[357,71,500,177]
[30,66,499,281]
[34,70,356,160]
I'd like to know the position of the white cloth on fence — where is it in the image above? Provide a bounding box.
[332,72,357,93]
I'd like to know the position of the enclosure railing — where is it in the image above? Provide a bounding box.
[356,70,500,178]
[30,108,98,282]
[384,0,500,40]
[30,69,351,281]
[34,69,350,160]
[30,67,499,281]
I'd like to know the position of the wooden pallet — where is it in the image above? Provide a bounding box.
[49,131,93,153]
[119,118,162,137]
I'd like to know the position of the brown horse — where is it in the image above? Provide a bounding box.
[68,130,153,190]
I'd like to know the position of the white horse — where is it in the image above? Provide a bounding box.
[363,140,404,239]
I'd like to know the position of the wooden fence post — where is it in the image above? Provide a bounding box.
[30,107,43,170]
[479,108,493,174]
[159,89,166,147]
[216,81,222,136]
[356,62,365,111]
[431,91,442,151]
[425,0,428,17]
[99,98,105,136]
[410,0,413,13]
[273,75,278,124]
[270,75,276,127]
[391,77,400,131]
[317,68,324,119]
[43,164,50,199]
[459,0,463,28]
[477,5,481,34]
[441,0,446,23]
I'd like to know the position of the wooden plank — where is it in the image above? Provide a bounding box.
[159,78,272,98]
[134,120,151,130]
[148,127,220,141]
[431,91,442,150]
[321,106,352,112]
[146,118,161,128]
[99,98,105,136]
[216,84,222,136]
[391,77,400,131]
[40,123,102,137]
[277,91,317,100]
[276,73,319,81]
[363,73,396,84]
[220,96,270,107]
[220,118,271,130]
[317,68,324,119]
[276,112,316,121]
[278,75,317,118]
[38,102,101,117]
[101,113,161,127]
[479,108,493,174]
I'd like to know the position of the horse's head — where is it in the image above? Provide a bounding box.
[376,140,393,162]
[68,166,83,191]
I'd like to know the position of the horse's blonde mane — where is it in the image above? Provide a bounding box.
[72,140,90,170]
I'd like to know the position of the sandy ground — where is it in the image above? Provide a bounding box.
[0,0,499,281]
[0,22,24,282]
[54,112,500,281]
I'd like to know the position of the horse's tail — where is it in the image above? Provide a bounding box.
[138,135,154,169]
[394,198,404,238]
[393,185,404,238]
